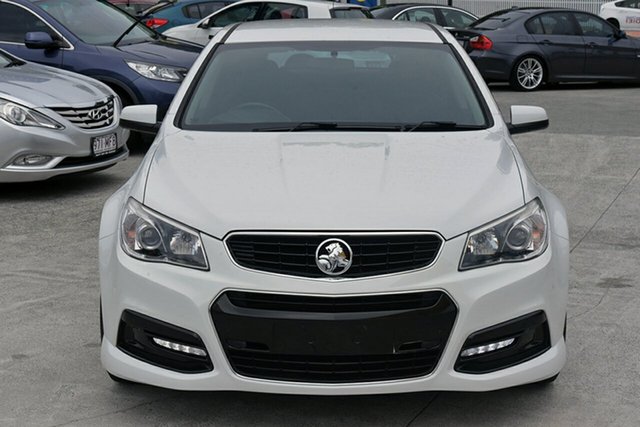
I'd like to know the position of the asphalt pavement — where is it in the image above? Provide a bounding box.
[1,83,639,426]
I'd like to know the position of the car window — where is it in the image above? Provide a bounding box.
[199,2,229,16]
[180,41,488,131]
[525,17,544,34]
[470,10,525,30]
[536,12,577,36]
[396,8,437,24]
[262,3,308,20]
[0,3,53,43]
[617,0,640,8]
[575,13,615,37]
[331,8,371,19]
[184,4,202,19]
[36,0,155,45]
[210,3,261,27]
[440,9,475,28]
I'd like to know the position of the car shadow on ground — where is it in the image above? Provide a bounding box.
[96,380,560,425]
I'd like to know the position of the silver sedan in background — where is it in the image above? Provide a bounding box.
[0,49,128,183]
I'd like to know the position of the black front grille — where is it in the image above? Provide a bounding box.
[55,146,125,168]
[226,233,442,278]
[49,97,115,129]
[227,347,441,383]
[227,291,442,313]
[212,291,457,383]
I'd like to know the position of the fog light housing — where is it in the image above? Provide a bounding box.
[455,311,550,374]
[117,310,213,373]
[12,154,53,166]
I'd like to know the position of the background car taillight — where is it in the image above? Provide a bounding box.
[145,18,169,29]
[470,35,493,50]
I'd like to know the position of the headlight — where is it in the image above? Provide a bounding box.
[126,60,186,82]
[120,198,208,270]
[460,198,548,270]
[0,98,63,129]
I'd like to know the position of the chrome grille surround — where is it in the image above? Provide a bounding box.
[48,97,115,130]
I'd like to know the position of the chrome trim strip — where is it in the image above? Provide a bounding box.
[223,231,445,282]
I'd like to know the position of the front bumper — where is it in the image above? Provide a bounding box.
[0,120,129,183]
[100,222,569,394]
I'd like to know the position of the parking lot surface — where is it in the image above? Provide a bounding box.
[1,83,639,426]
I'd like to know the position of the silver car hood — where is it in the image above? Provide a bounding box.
[143,130,525,239]
[0,62,112,107]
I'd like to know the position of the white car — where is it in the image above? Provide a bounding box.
[600,0,640,31]
[163,0,371,45]
[100,20,569,394]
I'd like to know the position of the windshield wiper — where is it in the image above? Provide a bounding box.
[404,121,486,132]
[113,8,161,47]
[253,122,404,132]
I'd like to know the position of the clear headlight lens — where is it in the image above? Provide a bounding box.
[0,99,63,129]
[126,60,186,82]
[120,198,208,270]
[460,198,548,270]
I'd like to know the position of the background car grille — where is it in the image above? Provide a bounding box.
[49,97,115,129]
[225,233,443,278]
[212,291,457,383]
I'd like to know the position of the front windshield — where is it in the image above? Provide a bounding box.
[35,0,156,45]
[180,41,489,131]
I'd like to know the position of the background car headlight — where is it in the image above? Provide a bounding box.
[126,61,186,82]
[460,198,548,270]
[120,198,208,270]
[0,99,63,129]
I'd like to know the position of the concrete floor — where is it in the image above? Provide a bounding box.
[1,83,639,426]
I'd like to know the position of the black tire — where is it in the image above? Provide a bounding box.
[510,56,545,91]
[607,18,620,29]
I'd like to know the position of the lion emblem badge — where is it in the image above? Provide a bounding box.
[315,239,353,276]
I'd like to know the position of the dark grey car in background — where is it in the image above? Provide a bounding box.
[466,8,639,90]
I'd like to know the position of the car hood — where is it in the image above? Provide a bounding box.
[105,38,201,67]
[143,131,525,239]
[0,62,112,107]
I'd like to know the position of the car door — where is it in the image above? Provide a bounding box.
[0,1,66,66]
[575,12,637,79]
[526,12,586,79]
[198,2,262,45]
[394,7,438,25]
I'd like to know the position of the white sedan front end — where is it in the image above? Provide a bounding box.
[100,20,569,394]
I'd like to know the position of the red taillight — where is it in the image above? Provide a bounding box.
[145,18,169,29]
[469,35,493,51]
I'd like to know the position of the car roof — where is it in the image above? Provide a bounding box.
[224,19,445,44]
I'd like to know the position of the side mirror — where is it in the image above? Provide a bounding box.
[120,105,161,134]
[198,19,210,29]
[25,32,58,50]
[507,105,548,135]
[615,29,627,39]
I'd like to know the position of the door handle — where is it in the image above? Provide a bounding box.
[587,42,597,48]
[541,39,553,45]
